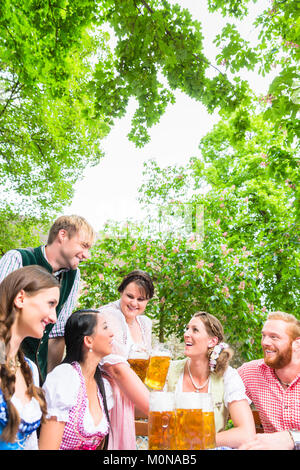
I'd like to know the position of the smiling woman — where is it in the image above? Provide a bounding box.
[39,309,114,450]
[0,265,60,450]
[165,311,256,449]
[98,270,155,449]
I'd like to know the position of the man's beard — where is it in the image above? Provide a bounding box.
[263,343,293,369]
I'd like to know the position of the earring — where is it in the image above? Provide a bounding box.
[89,348,93,353]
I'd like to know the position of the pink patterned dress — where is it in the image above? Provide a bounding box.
[99,300,152,450]
[43,362,113,450]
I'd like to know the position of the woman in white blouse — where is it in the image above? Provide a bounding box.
[165,311,256,448]
[98,270,154,450]
[39,309,114,450]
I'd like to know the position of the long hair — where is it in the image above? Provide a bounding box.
[62,309,110,449]
[193,311,234,377]
[0,265,60,443]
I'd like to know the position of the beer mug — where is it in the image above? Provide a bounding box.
[175,392,204,450]
[201,393,216,449]
[148,392,176,450]
[127,344,150,383]
[145,344,171,390]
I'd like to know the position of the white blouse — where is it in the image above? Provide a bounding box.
[98,300,152,366]
[175,366,251,407]
[42,364,114,435]
[11,358,42,450]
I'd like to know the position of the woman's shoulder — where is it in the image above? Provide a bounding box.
[43,364,80,418]
[99,300,122,315]
[139,314,152,327]
[43,363,80,390]
[167,359,186,379]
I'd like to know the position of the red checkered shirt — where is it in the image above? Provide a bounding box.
[238,359,300,433]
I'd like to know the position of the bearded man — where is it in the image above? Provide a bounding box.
[238,311,300,450]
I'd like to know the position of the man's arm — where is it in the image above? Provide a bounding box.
[47,337,66,373]
[239,431,294,450]
[0,250,22,282]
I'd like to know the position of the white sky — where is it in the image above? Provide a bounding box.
[62,0,273,232]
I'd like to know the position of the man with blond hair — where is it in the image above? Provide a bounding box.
[0,214,95,382]
[238,311,300,450]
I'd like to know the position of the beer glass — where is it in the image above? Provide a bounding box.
[175,392,204,450]
[127,344,150,383]
[145,344,171,390]
[201,393,216,449]
[148,392,176,450]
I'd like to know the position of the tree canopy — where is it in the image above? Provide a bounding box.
[2,1,298,242]
[1,1,299,350]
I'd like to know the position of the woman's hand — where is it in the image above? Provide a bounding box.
[103,362,150,414]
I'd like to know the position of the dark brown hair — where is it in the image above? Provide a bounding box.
[118,270,154,299]
[0,265,60,443]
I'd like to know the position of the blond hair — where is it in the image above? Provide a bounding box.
[267,311,300,340]
[47,215,95,245]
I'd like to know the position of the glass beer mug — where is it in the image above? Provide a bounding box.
[175,392,204,450]
[148,392,176,450]
[201,393,216,449]
[127,344,150,383]
[145,344,171,390]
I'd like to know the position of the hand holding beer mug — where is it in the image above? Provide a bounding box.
[127,344,150,383]
[145,344,171,390]
[201,393,216,449]
[148,392,176,450]
[175,392,204,450]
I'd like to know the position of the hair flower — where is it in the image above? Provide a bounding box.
[209,342,229,372]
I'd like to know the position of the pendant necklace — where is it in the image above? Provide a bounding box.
[187,360,209,392]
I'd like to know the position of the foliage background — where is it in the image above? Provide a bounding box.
[1,0,299,362]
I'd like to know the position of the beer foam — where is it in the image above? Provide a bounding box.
[175,392,209,410]
[149,392,175,412]
[151,350,171,357]
[129,351,149,359]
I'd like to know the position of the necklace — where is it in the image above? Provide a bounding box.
[187,360,209,392]
[275,373,291,388]
[8,355,21,374]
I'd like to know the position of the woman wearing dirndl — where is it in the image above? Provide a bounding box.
[39,309,114,450]
[0,265,60,450]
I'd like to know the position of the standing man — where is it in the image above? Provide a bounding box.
[238,311,300,450]
[0,214,95,382]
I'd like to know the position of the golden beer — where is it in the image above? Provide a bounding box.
[145,354,171,390]
[128,357,150,382]
[202,412,216,449]
[148,392,176,450]
[201,393,216,449]
[148,410,176,450]
[175,408,204,450]
[175,392,204,450]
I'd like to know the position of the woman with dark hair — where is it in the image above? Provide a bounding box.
[39,309,114,450]
[0,265,60,450]
[98,270,154,450]
[165,311,256,448]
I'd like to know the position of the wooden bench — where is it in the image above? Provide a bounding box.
[135,409,264,436]
[135,408,148,436]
